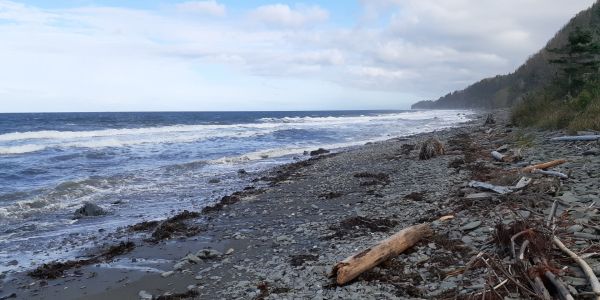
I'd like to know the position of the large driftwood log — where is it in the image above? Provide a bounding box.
[522,159,567,173]
[331,223,432,285]
[553,236,600,300]
[551,135,600,142]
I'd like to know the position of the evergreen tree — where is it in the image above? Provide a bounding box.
[549,26,600,95]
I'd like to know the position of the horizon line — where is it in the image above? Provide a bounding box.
[0,108,427,114]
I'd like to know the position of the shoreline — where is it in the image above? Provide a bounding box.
[2,110,599,299]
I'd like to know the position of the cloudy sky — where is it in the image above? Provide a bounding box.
[0,0,596,112]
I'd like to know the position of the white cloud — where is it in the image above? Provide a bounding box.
[248,4,328,28]
[0,0,597,111]
[175,1,226,17]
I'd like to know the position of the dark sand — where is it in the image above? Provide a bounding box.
[2,110,600,299]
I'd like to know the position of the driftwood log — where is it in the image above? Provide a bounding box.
[522,159,567,173]
[331,223,432,285]
[551,135,600,142]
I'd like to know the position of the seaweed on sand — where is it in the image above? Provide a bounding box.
[326,216,398,239]
[29,241,135,279]
[155,290,200,300]
[289,254,318,267]
[404,191,426,202]
[148,210,202,242]
[354,172,390,187]
[202,188,266,214]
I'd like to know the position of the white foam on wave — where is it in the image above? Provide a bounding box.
[0,125,279,155]
[0,144,47,155]
[0,110,471,155]
[0,123,281,142]
[258,110,469,124]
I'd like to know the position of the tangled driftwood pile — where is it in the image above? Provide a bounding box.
[419,138,445,160]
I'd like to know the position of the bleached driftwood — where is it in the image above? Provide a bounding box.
[331,223,432,285]
[469,181,513,194]
[468,177,530,195]
[511,229,530,259]
[522,159,567,173]
[553,236,600,300]
[547,200,558,227]
[438,215,454,222]
[518,240,530,260]
[514,177,532,189]
[551,135,600,142]
[532,169,569,179]
[491,151,506,161]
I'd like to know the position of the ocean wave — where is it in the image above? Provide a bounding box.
[0,124,280,142]
[0,110,471,155]
[0,127,279,155]
[0,144,47,155]
[258,110,469,125]
[0,110,469,142]
[163,160,208,172]
[0,176,124,221]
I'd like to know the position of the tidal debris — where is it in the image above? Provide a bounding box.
[29,241,135,279]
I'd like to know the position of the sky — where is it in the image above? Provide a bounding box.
[0,0,596,112]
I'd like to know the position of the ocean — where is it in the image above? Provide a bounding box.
[0,110,471,273]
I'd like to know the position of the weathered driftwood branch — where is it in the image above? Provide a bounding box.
[511,229,530,259]
[491,151,506,162]
[553,236,600,299]
[468,181,513,194]
[547,200,558,227]
[514,177,532,189]
[544,271,575,300]
[532,169,569,179]
[468,177,530,195]
[533,275,552,300]
[551,135,600,142]
[438,215,454,222]
[574,232,600,240]
[522,159,567,173]
[330,223,432,285]
[518,240,530,260]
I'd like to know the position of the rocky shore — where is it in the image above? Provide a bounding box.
[2,110,599,299]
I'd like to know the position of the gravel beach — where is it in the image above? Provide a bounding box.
[2,110,599,300]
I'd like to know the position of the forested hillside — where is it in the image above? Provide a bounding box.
[412,1,600,116]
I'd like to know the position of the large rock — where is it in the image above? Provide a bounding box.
[196,249,222,259]
[309,148,330,156]
[74,202,107,218]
